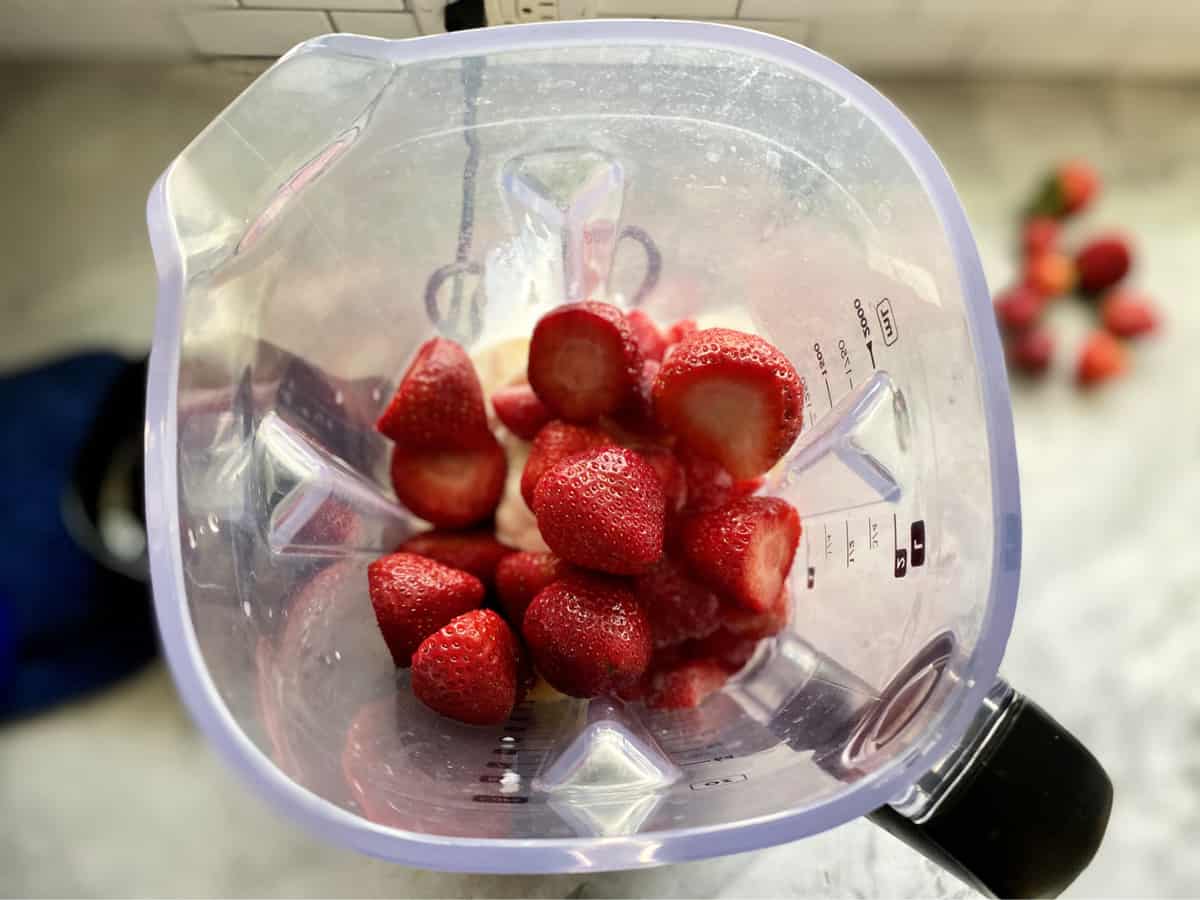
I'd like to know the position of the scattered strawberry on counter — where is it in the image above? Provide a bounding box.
[366,301,805,724]
[995,159,1160,387]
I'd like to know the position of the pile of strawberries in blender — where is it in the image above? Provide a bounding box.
[368,303,803,725]
[996,160,1160,385]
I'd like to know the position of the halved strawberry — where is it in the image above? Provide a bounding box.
[527,301,643,423]
[522,572,652,698]
[665,318,698,346]
[411,609,518,725]
[686,629,761,673]
[494,551,572,626]
[491,383,552,441]
[376,338,490,449]
[680,496,801,612]
[637,445,687,515]
[653,328,803,479]
[398,530,514,587]
[367,552,485,667]
[634,557,721,648]
[678,448,762,514]
[519,420,613,508]
[533,446,666,575]
[627,309,668,362]
[644,659,729,710]
[390,433,507,529]
[720,587,789,639]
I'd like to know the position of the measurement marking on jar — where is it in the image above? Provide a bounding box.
[813,341,834,408]
[854,298,877,367]
[845,520,855,566]
[893,513,907,578]
[824,525,832,561]
[838,338,853,390]
[869,517,879,549]
[690,774,748,791]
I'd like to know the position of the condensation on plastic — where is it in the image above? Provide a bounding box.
[145,20,1021,873]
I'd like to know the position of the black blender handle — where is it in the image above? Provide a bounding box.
[869,693,1112,899]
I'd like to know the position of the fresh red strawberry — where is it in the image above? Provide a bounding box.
[398,530,513,587]
[1077,330,1128,387]
[376,338,490,449]
[634,557,721,648]
[1029,160,1100,218]
[1008,327,1055,376]
[494,551,572,626]
[491,383,552,441]
[686,629,760,673]
[993,285,1045,333]
[1075,234,1132,295]
[527,301,643,423]
[533,446,666,574]
[720,587,789,639]
[367,552,485,667]
[411,609,518,724]
[644,659,729,710]
[680,496,801,612]
[390,434,507,528]
[520,420,612,508]
[1101,290,1159,338]
[522,572,652,697]
[1024,251,1076,298]
[627,309,668,362]
[609,358,662,436]
[638,446,687,514]
[1021,216,1060,258]
[615,643,688,702]
[678,449,761,513]
[665,318,698,346]
[654,328,803,479]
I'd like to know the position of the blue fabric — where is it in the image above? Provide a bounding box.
[0,353,156,720]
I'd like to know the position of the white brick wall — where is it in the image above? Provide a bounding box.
[1,0,1199,80]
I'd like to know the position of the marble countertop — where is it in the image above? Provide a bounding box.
[2,65,1198,897]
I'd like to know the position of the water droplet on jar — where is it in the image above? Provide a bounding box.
[877,202,894,225]
[242,600,252,618]
[825,149,843,170]
[704,141,724,164]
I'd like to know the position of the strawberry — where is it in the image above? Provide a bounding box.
[367,552,485,667]
[609,358,663,437]
[627,309,668,362]
[1075,234,1132,295]
[494,551,572,626]
[411,609,518,725]
[665,318,698,346]
[1029,160,1100,219]
[638,445,687,514]
[1022,216,1060,258]
[686,629,760,673]
[390,433,507,529]
[1077,330,1127,387]
[678,449,762,514]
[720,587,789,639]
[634,557,721,648]
[1024,251,1076,298]
[527,301,643,423]
[1101,290,1158,338]
[398,530,514,587]
[680,496,801,612]
[492,383,552,441]
[644,659,729,710]
[653,328,803,479]
[376,338,490,449]
[1008,327,1055,376]
[533,446,666,574]
[522,572,652,697]
[520,420,612,508]
[993,285,1045,333]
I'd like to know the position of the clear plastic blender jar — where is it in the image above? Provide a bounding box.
[145,20,1111,897]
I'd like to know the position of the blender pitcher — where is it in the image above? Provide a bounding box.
[145,20,1111,898]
